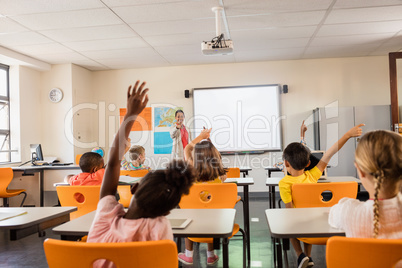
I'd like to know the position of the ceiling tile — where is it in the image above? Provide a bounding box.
[309,33,395,47]
[144,32,215,47]
[230,26,317,40]
[101,0,183,7]
[0,31,52,46]
[63,37,149,52]
[0,0,105,16]
[111,0,219,23]
[12,43,74,55]
[234,37,310,51]
[154,44,201,56]
[0,17,28,33]
[303,45,379,58]
[325,6,402,24]
[129,18,216,36]
[333,0,402,9]
[39,25,137,42]
[10,8,123,31]
[72,60,108,71]
[224,0,333,15]
[165,53,236,66]
[34,52,89,64]
[80,47,160,60]
[317,20,402,36]
[227,11,326,30]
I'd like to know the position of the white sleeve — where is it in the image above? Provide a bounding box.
[328,197,355,229]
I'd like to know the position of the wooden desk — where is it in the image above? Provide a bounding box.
[53,208,236,268]
[265,176,361,209]
[225,177,254,265]
[0,206,77,240]
[265,207,344,268]
[12,165,80,207]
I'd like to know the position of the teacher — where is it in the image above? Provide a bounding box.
[170,109,190,160]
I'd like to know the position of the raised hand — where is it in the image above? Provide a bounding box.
[126,81,149,118]
[347,123,365,138]
[200,128,212,140]
[300,120,307,137]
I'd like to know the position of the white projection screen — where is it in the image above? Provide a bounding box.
[192,85,282,153]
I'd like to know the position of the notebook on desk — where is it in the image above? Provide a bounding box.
[169,218,192,229]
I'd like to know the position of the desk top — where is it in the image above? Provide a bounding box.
[265,207,344,238]
[12,165,80,171]
[53,208,236,238]
[0,207,77,229]
[266,176,361,186]
[225,177,254,185]
[264,166,282,171]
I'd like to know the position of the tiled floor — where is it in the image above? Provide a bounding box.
[0,195,329,268]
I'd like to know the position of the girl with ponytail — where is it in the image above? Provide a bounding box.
[87,81,196,268]
[329,130,402,239]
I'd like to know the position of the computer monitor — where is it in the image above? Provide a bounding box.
[30,144,44,161]
[306,150,327,178]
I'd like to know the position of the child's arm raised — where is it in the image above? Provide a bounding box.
[100,81,149,198]
[316,123,364,172]
[184,128,211,166]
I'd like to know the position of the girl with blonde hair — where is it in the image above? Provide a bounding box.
[329,130,402,238]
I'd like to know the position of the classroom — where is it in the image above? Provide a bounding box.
[0,1,401,268]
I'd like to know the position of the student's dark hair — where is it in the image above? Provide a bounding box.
[175,109,184,117]
[134,160,196,218]
[193,140,226,182]
[79,152,104,173]
[283,142,311,171]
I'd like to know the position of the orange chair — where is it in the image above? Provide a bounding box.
[56,186,100,220]
[326,236,402,268]
[120,169,149,177]
[179,183,246,267]
[75,154,82,165]
[117,185,132,208]
[226,168,241,178]
[43,238,178,268]
[292,181,358,245]
[0,167,27,207]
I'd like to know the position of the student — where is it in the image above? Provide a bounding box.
[329,130,402,239]
[178,128,226,266]
[279,124,364,268]
[170,109,190,160]
[87,81,196,268]
[121,144,150,170]
[68,152,105,186]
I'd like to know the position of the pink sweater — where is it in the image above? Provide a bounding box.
[87,196,173,268]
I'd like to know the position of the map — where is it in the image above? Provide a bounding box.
[154,107,182,128]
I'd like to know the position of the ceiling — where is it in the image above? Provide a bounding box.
[1,0,402,71]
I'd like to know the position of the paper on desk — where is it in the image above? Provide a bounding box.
[119,176,141,184]
[0,211,27,221]
[224,178,238,183]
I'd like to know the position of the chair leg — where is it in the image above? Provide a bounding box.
[2,198,9,207]
[19,192,27,207]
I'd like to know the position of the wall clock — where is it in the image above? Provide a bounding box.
[49,88,63,103]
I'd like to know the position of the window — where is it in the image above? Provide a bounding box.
[0,64,10,162]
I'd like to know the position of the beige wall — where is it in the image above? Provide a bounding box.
[7,55,392,193]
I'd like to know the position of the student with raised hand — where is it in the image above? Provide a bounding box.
[87,81,196,268]
[329,130,402,239]
[178,128,227,266]
[279,124,364,268]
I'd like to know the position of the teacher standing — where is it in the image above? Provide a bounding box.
[170,109,190,160]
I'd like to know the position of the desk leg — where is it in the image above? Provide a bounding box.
[243,185,251,266]
[275,238,283,268]
[39,170,44,207]
[242,171,248,178]
[222,238,229,268]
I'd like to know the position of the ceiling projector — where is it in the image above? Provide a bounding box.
[201,39,234,55]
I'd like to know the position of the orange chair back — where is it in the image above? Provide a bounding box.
[0,168,15,197]
[117,185,132,208]
[179,183,238,209]
[226,168,241,178]
[75,154,82,165]
[120,169,149,177]
[56,186,100,220]
[292,181,358,208]
[44,238,178,268]
[326,236,402,268]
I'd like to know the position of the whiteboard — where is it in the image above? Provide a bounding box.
[193,85,282,153]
